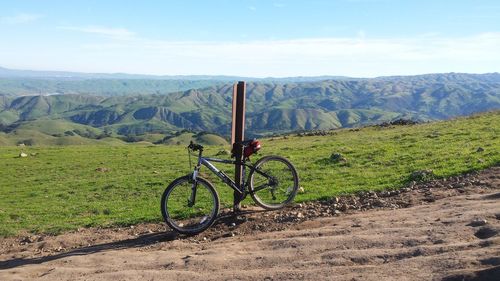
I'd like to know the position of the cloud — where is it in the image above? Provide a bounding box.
[72,32,500,77]
[273,3,286,8]
[248,6,257,11]
[1,13,43,24]
[5,31,499,77]
[59,26,136,40]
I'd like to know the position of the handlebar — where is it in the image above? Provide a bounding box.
[188,141,204,152]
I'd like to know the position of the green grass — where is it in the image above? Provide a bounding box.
[0,129,124,146]
[161,132,229,146]
[15,119,103,136]
[0,112,499,237]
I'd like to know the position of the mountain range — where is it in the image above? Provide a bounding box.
[1,68,499,145]
[0,66,348,97]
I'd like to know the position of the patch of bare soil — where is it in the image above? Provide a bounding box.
[1,167,499,281]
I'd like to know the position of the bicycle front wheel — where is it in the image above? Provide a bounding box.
[249,155,299,210]
[161,175,219,235]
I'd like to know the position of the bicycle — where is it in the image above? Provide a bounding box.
[160,139,299,234]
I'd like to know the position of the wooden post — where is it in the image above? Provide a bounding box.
[231,81,246,212]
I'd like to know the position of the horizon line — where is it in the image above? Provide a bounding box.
[1,65,499,80]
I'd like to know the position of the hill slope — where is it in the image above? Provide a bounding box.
[0,73,499,141]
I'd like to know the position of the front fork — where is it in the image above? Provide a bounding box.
[188,167,200,207]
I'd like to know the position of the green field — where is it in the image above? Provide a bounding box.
[0,112,499,237]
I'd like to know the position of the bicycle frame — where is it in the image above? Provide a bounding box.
[190,150,273,199]
[193,155,246,194]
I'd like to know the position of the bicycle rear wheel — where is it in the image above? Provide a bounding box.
[161,175,219,235]
[249,155,299,210]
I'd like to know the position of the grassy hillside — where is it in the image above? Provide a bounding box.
[0,111,498,237]
[0,132,10,145]
[0,126,228,147]
[1,73,499,140]
[160,132,229,146]
[15,119,103,136]
[0,129,124,146]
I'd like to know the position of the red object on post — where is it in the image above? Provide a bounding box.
[244,139,261,157]
[231,81,246,211]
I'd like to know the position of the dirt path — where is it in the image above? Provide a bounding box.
[1,167,499,281]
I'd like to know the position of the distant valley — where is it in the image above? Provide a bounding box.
[0,67,499,146]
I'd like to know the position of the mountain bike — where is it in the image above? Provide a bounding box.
[161,140,299,234]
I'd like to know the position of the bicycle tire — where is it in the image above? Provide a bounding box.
[248,155,299,210]
[161,175,219,235]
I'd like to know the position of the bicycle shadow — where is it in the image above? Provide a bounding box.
[0,209,267,270]
[0,230,178,270]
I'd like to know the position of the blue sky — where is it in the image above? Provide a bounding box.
[0,0,499,77]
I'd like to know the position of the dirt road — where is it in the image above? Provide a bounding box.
[1,167,499,281]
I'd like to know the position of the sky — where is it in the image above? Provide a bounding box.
[0,0,499,77]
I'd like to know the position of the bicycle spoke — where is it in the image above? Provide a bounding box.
[161,176,219,234]
[249,156,299,209]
